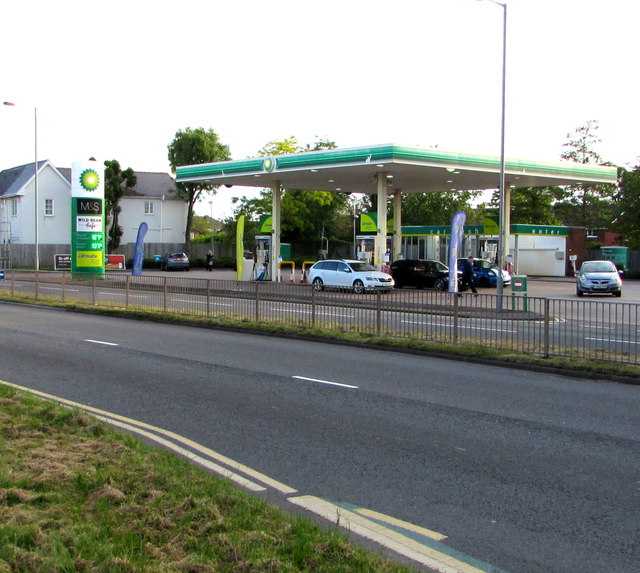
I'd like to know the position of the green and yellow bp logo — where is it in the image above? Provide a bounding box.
[79,169,100,192]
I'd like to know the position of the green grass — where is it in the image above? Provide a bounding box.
[0,387,416,572]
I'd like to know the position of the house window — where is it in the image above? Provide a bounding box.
[144,201,154,215]
[45,199,54,216]
[10,199,17,217]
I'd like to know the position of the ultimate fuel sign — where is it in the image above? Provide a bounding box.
[71,161,105,278]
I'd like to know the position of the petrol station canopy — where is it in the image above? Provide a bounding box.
[175,143,617,194]
[176,143,618,278]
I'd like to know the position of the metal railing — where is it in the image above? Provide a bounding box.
[1,270,638,365]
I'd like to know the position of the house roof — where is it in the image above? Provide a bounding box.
[1,162,180,200]
[0,160,48,197]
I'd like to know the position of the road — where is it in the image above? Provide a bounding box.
[0,303,638,573]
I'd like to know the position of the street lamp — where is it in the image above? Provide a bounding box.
[476,0,508,300]
[3,101,39,270]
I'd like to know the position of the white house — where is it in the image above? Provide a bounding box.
[0,161,187,247]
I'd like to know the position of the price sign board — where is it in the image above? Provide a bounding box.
[71,161,105,279]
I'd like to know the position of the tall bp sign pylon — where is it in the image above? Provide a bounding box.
[71,160,105,279]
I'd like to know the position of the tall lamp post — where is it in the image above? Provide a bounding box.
[477,0,507,299]
[3,101,39,270]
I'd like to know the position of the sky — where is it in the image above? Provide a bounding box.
[1,0,637,219]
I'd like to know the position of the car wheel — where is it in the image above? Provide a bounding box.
[312,277,324,292]
[479,277,490,288]
[576,289,584,297]
[353,280,365,295]
[615,291,622,297]
[434,278,446,291]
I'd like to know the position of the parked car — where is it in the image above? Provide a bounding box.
[161,252,190,271]
[391,259,461,290]
[308,259,394,294]
[576,260,622,297]
[457,258,511,288]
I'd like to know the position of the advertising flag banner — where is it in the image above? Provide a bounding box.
[71,161,105,279]
[448,210,466,292]
[132,222,148,276]
[236,215,245,280]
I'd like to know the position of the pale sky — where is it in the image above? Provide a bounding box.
[1,0,637,219]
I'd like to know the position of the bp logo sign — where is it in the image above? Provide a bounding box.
[79,169,100,192]
[262,157,277,172]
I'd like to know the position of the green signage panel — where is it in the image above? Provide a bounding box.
[71,161,105,279]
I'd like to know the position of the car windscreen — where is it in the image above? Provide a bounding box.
[347,262,376,272]
[582,262,616,273]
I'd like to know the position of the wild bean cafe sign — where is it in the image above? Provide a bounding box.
[71,161,105,279]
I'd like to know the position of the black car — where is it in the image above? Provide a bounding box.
[391,259,458,290]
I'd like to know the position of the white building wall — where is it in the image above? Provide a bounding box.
[39,166,72,244]
[512,234,566,277]
[119,196,187,245]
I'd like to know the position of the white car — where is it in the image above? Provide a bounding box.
[308,259,394,294]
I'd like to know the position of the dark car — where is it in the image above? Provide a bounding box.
[391,259,459,290]
[161,252,190,271]
[457,258,511,288]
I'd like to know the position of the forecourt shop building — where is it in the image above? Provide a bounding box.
[176,144,617,280]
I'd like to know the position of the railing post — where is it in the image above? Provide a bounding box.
[10,269,15,296]
[92,277,96,305]
[453,292,459,344]
[206,279,211,315]
[543,298,550,358]
[255,281,260,322]
[125,275,130,308]
[376,291,382,336]
[61,271,66,302]
[311,285,316,328]
[35,270,40,300]
[163,277,168,312]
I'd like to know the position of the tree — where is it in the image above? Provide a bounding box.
[487,186,563,226]
[401,190,483,226]
[104,159,136,251]
[553,121,616,228]
[615,164,640,249]
[167,128,231,245]
[230,137,348,245]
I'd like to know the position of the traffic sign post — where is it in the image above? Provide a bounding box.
[511,275,528,310]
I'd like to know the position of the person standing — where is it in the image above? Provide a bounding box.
[460,256,478,294]
[206,250,214,271]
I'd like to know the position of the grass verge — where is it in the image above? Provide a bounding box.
[0,386,416,572]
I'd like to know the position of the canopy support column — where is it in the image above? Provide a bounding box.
[375,172,388,270]
[271,180,281,281]
[392,189,402,262]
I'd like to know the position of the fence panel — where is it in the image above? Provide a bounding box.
[1,270,638,365]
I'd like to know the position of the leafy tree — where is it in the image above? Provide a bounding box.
[167,127,231,245]
[230,137,347,245]
[104,159,136,251]
[614,164,640,249]
[401,190,483,226]
[553,120,616,228]
[487,186,564,226]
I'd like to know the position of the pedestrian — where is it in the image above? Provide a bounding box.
[206,250,214,271]
[460,256,478,294]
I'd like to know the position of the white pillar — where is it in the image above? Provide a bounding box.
[392,190,402,261]
[271,180,281,281]
[375,172,387,270]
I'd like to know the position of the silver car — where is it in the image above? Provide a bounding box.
[308,259,394,294]
[576,260,622,297]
